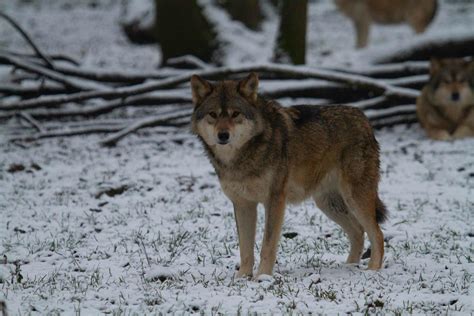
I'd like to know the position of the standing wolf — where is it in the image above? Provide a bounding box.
[417,58,474,140]
[191,73,387,278]
[335,0,437,48]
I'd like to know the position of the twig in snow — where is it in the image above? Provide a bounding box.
[166,55,212,69]
[0,53,111,92]
[0,92,192,119]
[0,48,80,66]
[99,108,192,146]
[0,11,55,69]
[17,112,45,133]
[0,83,69,98]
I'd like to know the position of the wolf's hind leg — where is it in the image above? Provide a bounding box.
[233,199,258,278]
[340,189,384,270]
[313,192,364,264]
[354,17,370,48]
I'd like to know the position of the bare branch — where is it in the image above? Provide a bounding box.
[0,53,111,92]
[53,64,185,84]
[371,32,474,64]
[0,11,55,69]
[17,112,45,133]
[349,96,388,110]
[8,120,185,142]
[383,75,428,89]
[0,48,81,66]
[2,63,420,110]
[371,115,418,129]
[166,55,212,69]
[366,104,416,121]
[0,92,191,120]
[99,108,192,146]
[0,83,69,97]
[328,61,429,78]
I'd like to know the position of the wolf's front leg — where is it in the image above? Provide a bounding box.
[426,128,452,141]
[233,198,258,278]
[256,190,287,278]
[452,124,474,139]
[354,17,370,48]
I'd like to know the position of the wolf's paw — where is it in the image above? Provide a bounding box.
[366,262,382,271]
[429,129,452,141]
[253,273,274,283]
[452,125,474,139]
[235,270,252,279]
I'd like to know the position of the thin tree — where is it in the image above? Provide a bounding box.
[154,0,218,64]
[220,0,262,30]
[273,0,308,65]
[122,0,219,65]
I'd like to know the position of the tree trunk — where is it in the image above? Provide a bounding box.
[154,0,218,64]
[273,0,308,65]
[221,0,262,30]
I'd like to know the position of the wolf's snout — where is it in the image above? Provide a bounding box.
[217,131,230,144]
[451,92,460,101]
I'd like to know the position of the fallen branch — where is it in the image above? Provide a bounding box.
[8,115,188,143]
[17,112,45,132]
[53,64,185,84]
[0,80,407,120]
[383,75,428,89]
[349,96,388,110]
[0,48,81,66]
[0,82,69,97]
[10,125,122,142]
[371,32,474,64]
[2,63,420,110]
[166,55,212,69]
[365,104,416,121]
[0,53,110,92]
[0,11,55,69]
[328,61,429,79]
[371,115,418,129]
[0,92,191,119]
[99,108,192,146]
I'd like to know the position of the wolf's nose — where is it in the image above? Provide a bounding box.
[218,131,230,143]
[451,92,460,101]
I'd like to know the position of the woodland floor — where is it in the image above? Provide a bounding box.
[1,0,473,314]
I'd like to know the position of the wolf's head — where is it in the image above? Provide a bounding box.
[429,58,474,107]
[190,73,264,151]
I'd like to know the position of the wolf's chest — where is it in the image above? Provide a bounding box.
[219,171,273,203]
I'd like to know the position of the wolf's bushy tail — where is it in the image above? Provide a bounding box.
[376,196,388,223]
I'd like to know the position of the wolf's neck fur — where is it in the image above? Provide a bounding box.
[204,130,270,175]
[211,143,242,165]
[426,90,474,124]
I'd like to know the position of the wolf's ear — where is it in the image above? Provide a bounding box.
[191,75,213,106]
[430,58,442,76]
[238,72,259,102]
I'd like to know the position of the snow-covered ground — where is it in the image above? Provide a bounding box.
[1,0,473,314]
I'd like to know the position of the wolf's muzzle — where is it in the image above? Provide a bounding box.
[451,92,460,101]
[217,131,230,144]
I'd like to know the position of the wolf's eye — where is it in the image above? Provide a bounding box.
[209,112,217,118]
[231,111,241,118]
